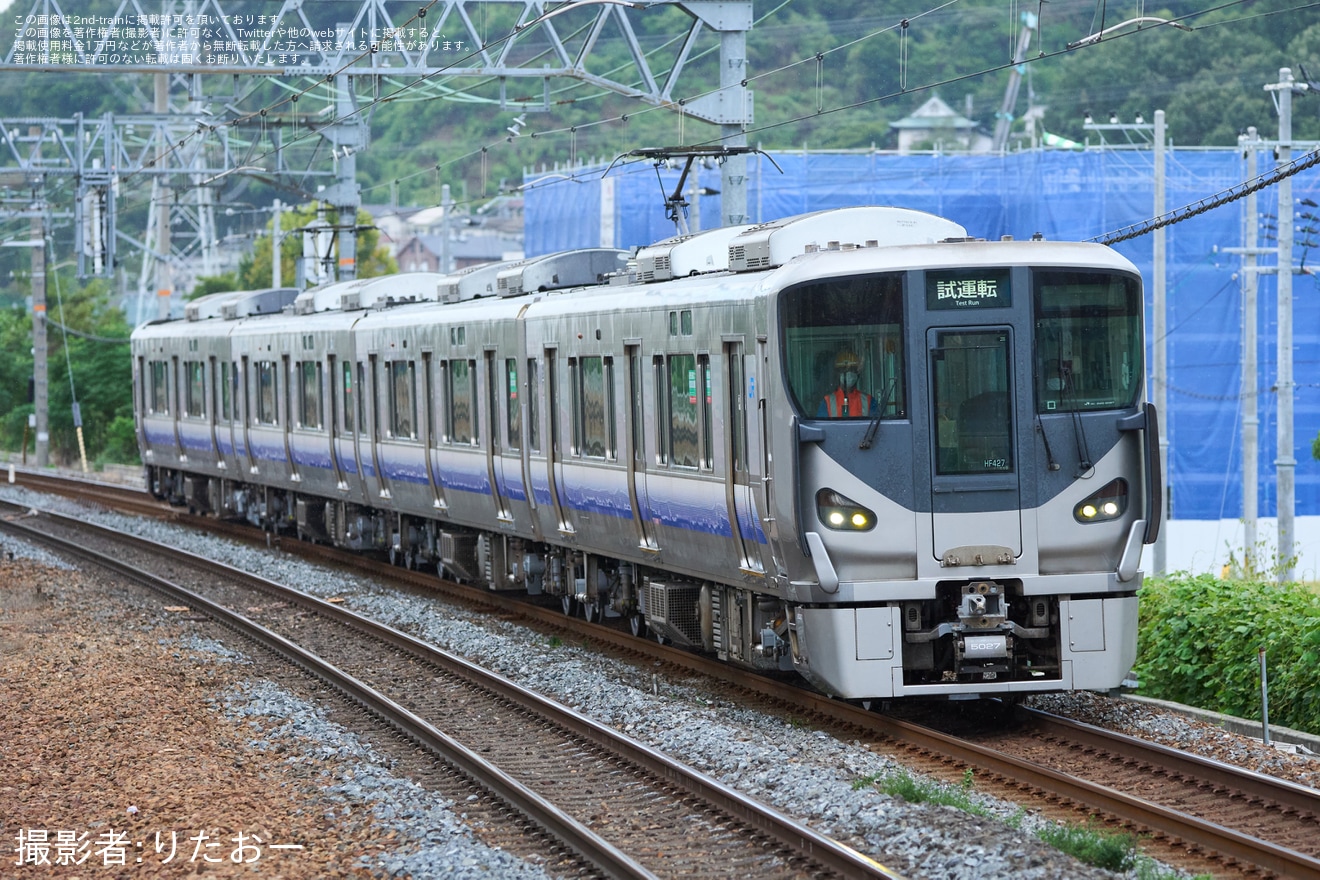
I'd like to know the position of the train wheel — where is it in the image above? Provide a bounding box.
[404,551,415,571]
[629,614,646,637]
[389,545,399,567]
[581,601,599,623]
[560,595,576,616]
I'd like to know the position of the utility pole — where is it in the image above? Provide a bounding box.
[1241,128,1261,573]
[440,184,452,275]
[31,209,47,467]
[154,74,172,320]
[1152,109,1169,574]
[272,198,282,289]
[1268,68,1301,582]
[720,24,748,227]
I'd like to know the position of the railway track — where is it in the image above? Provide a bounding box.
[7,469,1320,878]
[0,497,900,880]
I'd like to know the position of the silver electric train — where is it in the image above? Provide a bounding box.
[132,206,1160,700]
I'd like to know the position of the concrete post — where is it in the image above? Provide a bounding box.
[1152,110,1168,573]
[1274,68,1296,582]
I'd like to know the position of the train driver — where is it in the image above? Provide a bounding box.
[818,350,878,418]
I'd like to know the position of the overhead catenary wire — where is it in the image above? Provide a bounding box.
[107,0,1307,237]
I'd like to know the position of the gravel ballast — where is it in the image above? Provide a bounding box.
[6,483,1314,878]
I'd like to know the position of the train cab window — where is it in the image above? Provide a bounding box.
[780,274,905,420]
[299,361,322,430]
[389,360,417,439]
[184,360,204,418]
[505,358,520,451]
[667,354,699,469]
[447,358,475,445]
[150,360,168,414]
[341,361,355,434]
[1033,271,1142,413]
[256,361,278,426]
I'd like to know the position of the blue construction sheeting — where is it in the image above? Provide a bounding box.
[523,149,1320,522]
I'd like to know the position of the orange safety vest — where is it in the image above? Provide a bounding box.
[824,388,872,418]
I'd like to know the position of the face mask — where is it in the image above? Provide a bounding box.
[841,370,858,389]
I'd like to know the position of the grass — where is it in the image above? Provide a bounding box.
[853,767,991,817]
[1035,820,1137,872]
[855,769,1212,878]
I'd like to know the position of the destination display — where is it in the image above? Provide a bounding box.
[926,268,1011,310]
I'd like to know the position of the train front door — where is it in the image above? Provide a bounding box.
[927,328,1022,562]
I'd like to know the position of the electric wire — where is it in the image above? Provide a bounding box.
[87,0,1315,241]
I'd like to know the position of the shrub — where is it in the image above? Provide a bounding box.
[1136,574,1320,733]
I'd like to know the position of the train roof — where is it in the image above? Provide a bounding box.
[135,208,1139,343]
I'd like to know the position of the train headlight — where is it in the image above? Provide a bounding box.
[1073,479,1129,524]
[816,489,876,532]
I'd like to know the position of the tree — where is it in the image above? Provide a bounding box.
[0,269,135,465]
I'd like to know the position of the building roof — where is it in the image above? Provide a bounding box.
[402,232,524,261]
[889,95,979,131]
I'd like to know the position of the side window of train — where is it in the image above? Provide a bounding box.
[526,357,540,453]
[136,357,146,416]
[368,356,381,441]
[256,360,278,426]
[570,353,615,459]
[484,354,500,453]
[699,354,713,470]
[628,351,644,463]
[568,358,581,455]
[184,360,204,418]
[652,355,669,464]
[341,361,355,434]
[447,358,475,445]
[299,360,322,430]
[505,358,520,451]
[356,363,367,435]
[423,354,436,445]
[569,356,614,459]
[389,360,417,440]
[239,358,250,425]
[284,356,295,429]
[219,361,231,423]
[150,360,168,415]
[667,353,699,469]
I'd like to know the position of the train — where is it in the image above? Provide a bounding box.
[131,205,1160,701]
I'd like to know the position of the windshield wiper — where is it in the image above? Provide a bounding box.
[860,377,897,450]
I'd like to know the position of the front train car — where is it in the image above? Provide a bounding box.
[759,219,1159,699]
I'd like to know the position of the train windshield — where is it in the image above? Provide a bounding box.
[1033,271,1142,413]
[781,274,905,420]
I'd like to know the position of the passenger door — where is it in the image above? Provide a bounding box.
[726,342,765,574]
[625,346,658,552]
